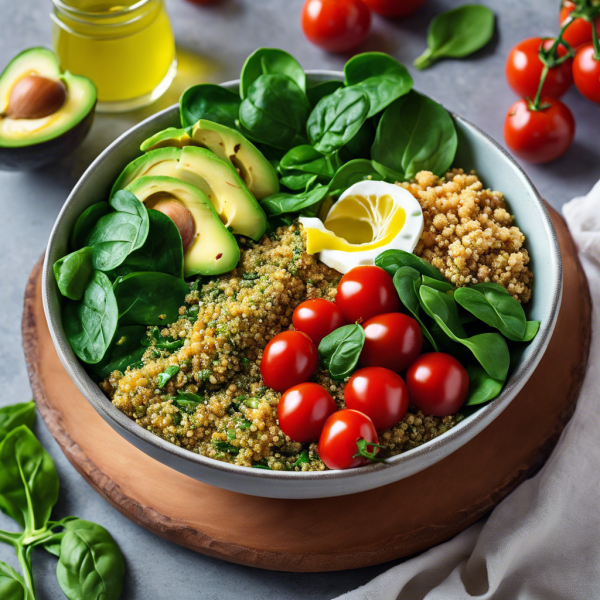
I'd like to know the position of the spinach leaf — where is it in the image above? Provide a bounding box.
[141,326,184,350]
[521,320,540,342]
[329,159,383,197]
[422,275,454,293]
[465,364,504,406]
[318,324,365,381]
[344,52,413,117]
[56,519,125,600]
[371,91,457,180]
[260,184,330,216]
[392,267,439,351]
[307,80,343,107]
[89,325,147,379]
[280,173,319,192]
[240,48,306,99]
[454,283,526,341]
[291,451,310,468]
[63,271,119,364]
[0,402,36,440]
[338,119,376,161]
[419,286,510,380]
[239,74,311,150]
[113,272,189,326]
[307,86,370,154]
[174,392,203,414]
[414,5,495,70]
[53,246,94,301]
[109,210,184,279]
[212,440,239,455]
[69,202,110,251]
[0,562,26,600]
[109,190,149,231]
[375,248,444,281]
[280,145,337,178]
[180,83,240,129]
[157,365,180,388]
[0,426,59,532]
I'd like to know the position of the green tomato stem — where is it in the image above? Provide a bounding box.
[352,438,386,462]
[592,15,600,60]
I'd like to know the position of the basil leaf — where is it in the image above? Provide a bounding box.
[260,184,330,216]
[419,286,510,380]
[239,74,311,150]
[180,83,240,129]
[113,272,189,326]
[393,267,439,351]
[0,426,59,532]
[63,271,119,364]
[465,364,504,406]
[56,519,125,600]
[414,5,495,70]
[53,246,94,301]
[69,202,109,251]
[0,562,26,600]
[280,145,337,178]
[0,402,36,441]
[174,392,203,414]
[344,52,413,117]
[375,248,444,281]
[371,91,457,180]
[307,86,370,154]
[307,80,344,107]
[89,325,147,379]
[454,283,526,341]
[318,324,365,381]
[240,48,306,99]
[329,159,384,197]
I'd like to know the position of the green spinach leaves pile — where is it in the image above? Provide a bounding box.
[318,249,539,407]
[180,49,458,229]
[0,402,124,600]
[54,190,190,373]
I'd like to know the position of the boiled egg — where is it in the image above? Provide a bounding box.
[299,181,423,274]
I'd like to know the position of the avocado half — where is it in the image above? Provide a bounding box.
[0,47,97,171]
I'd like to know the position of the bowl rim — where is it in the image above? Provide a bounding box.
[42,70,563,484]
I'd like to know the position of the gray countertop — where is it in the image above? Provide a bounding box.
[0,0,597,598]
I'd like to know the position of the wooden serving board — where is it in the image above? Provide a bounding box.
[22,205,591,572]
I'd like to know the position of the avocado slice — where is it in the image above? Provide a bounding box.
[112,146,267,241]
[126,176,240,277]
[140,120,279,200]
[0,48,96,170]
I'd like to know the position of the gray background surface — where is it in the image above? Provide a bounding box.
[0,0,597,598]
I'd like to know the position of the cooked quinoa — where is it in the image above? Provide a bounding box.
[101,168,530,470]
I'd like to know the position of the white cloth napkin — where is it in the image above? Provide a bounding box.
[335,182,600,600]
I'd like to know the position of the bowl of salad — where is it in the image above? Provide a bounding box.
[43,50,562,499]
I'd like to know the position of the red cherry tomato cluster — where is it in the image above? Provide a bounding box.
[261,265,470,471]
[504,1,600,164]
[300,0,427,53]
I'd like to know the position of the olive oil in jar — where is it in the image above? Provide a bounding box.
[51,0,176,112]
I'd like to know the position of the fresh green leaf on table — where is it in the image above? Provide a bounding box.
[372,91,457,181]
[63,271,119,364]
[318,324,365,381]
[375,248,444,281]
[328,159,384,196]
[53,247,93,301]
[465,363,504,406]
[180,83,240,130]
[306,80,343,107]
[414,4,495,70]
[260,184,330,216]
[0,402,36,440]
[307,86,370,155]
[89,325,147,379]
[240,48,306,99]
[0,562,26,600]
[69,202,110,251]
[344,52,413,117]
[239,74,311,150]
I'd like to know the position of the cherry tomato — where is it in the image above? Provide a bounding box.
[505,37,573,99]
[361,0,427,18]
[406,353,469,417]
[293,299,347,346]
[260,331,318,392]
[360,312,422,372]
[560,1,600,49]
[278,383,338,442]
[335,266,401,324]
[318,409,381,470]
[344,367,408,431]
[573,43,600,103]
[504,97,575,164]
[301,0,371,53]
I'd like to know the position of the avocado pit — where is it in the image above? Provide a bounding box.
[147,196,196,252]
[5,75,66,120]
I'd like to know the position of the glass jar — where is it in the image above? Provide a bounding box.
[51,0,177,113]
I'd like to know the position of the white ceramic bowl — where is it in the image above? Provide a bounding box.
[42,72,562,499]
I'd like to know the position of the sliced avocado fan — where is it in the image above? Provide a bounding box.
[126,175,240,277]
[112,146,267,242]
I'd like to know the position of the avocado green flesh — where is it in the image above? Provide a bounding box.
[113,146,267,241]
[0,47,96,148]
[126,175,240,277]
[140,127,192,152]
